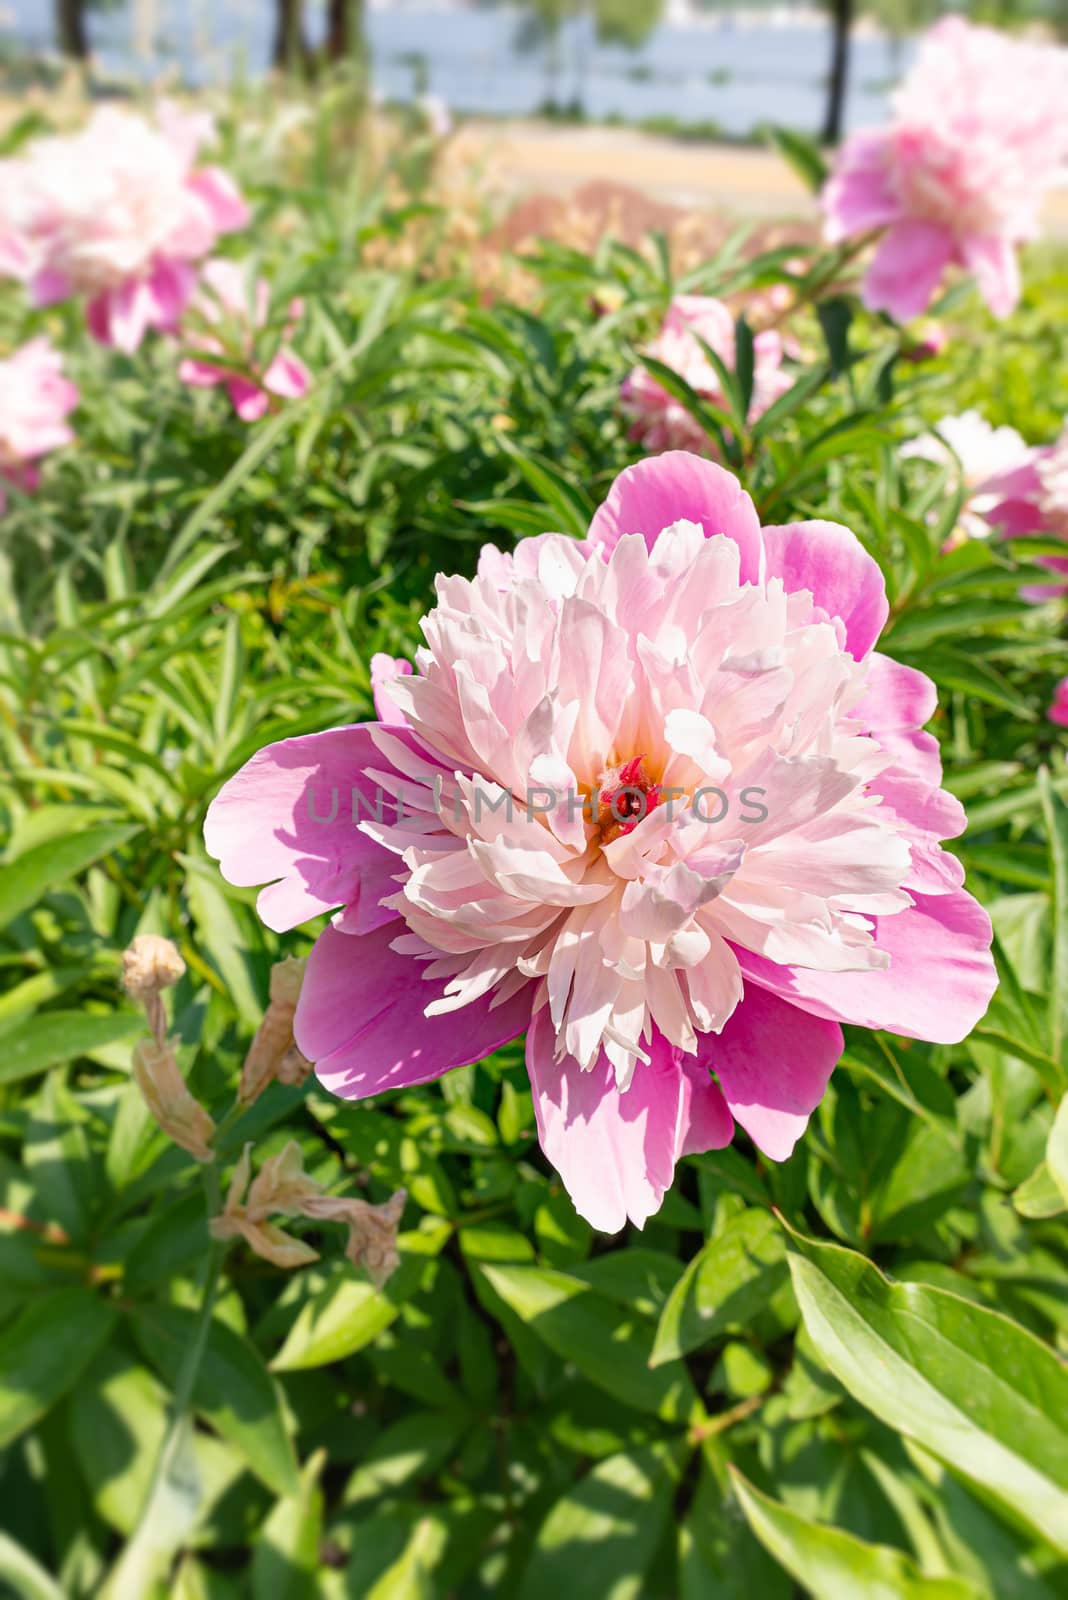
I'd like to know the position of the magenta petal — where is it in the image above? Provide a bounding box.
[526,1009,698,1232]
[300,922,532,1098]
[863,221,954,323]
[229,378,270,422]
[699,986,842,1161]
[263,349,311,400]
[737,887,997,1045]
[761,519,888,659]
[204,722,414,934]
[677,1055,735,1158]
[586,452,764,584]
[30,267,72,308]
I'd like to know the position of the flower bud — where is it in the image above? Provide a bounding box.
[122,934,186,1001]
[239,956,307,1105]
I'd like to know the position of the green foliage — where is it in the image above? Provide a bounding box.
[1,87,1067,1599]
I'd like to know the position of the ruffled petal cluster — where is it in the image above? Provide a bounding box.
[822,18,1068,321]
[0,102,249,352]
[206,452,997,1232]
[0,337,78,512]
[621,295,791,453]
[178,258,311,421]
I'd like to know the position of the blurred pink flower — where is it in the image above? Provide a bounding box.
[902,410,1035,546]
[177,259,311,422]
[0,337,78,512]
[980,422,1068,599]
[822,18,1068,321]
[0,102,249,353]
[621,295,791,454]
[1049,678,1068,729]
[206,452,995,1232]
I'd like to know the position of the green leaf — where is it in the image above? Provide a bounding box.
[0,1009,144,1086]
[251,1451,325,1600]
[519,1441,685,1600]
[270,1220,451,1371]
[651,1209,787,1366]
[0,1532,67,1600]
[480,1263,701,1423]
[344,1412,470,1505]
[1047,1093,1068,1206]
[1040,766,1068,1066]
[765,125,829,191]
[0,1288,117,1448]
[1011,1160,1065,1220]
[730,1469,981,1599]
[0,823,140,927]
[784,1225,1068,1555]
[131,1304,299,1497]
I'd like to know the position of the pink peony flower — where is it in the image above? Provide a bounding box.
[0,337,79,512]
[0,102,249,354]
[977,422,1068,600]
[902,410,1035,547]
[1050,678,1068,729]
[621,295,791,455]
[177,258,311,422]
[821,18,1068,321]
[206,452,997,1232]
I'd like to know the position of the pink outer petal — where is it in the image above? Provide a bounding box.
[856,652,942,787]
[586,452,764,585]
[960,235,1020,320]
[299,922,533,1099]
[186,167,251,235]
[30,268,72,307]
[204,722,418,934]
[862,221,955,323]
[370,653,414,726]
[736,886,997,1045]
[526,1008,732,1233]
[147,257,196,332]
[178,358,225,389]
[697,985,843,1161]
[228,378,270,422]
[761,519,888,660]
[263,349,311,400]
[87,281,153,354]
[820,130,904,243]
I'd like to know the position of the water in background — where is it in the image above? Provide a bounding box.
[1,0,912,138]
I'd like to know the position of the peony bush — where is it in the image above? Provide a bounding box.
[2,35,1068,1598]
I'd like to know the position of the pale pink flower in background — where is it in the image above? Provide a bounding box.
[621,295,791,454]
[821,18,1068,321]
[206,452,997,1232]
[177,258,311,422]
[1049,678,1068,729]
[0,337,78,512]
[975,421,1068,600]
[0,102,248,353]
[902,410,1035,546]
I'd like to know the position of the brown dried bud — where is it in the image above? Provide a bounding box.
[276,1044,314,1088]
[122,935,186,1000]
[210,1140,405,1287]
[301,1188,407,1290]
[209,1143,319,1270]
[132,1037,215,1163]
[238,957,307,1106]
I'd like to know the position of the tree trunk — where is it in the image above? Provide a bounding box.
[55,0,89,58]
[326,0,366,62]
[821,0,853,145]
[272,0,308,72]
